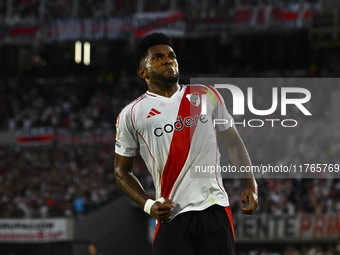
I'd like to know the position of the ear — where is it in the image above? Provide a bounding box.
[137,67,148,79]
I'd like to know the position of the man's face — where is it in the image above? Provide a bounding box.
[141,44,179,84]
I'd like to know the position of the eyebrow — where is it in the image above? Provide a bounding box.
[151,52,176,57]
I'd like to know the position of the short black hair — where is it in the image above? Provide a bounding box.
[134,32,174,68]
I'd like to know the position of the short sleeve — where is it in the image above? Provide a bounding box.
[208,86,234,132]
[115,108,138,157]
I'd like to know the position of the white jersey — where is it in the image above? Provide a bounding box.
[115,84,234,220]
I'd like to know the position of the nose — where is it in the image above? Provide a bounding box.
[163,55,173,65]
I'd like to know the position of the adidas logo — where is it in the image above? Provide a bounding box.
[147,108,161,118]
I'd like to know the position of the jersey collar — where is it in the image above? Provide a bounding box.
[146,84,183,98]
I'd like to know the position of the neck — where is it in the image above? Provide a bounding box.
[147,81,179,98]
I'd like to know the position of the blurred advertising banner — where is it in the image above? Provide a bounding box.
[46,12,185,42]
[234,214,340,242]
[0,23,39,43]
[16,127,53,146]
[133,11,185,38]
[47,18,133,42]
[230,2,320,29]
[0,219,74,243]
[54,128,115,144]
[15,127,115,145]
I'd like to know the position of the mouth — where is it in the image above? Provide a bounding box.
[164,67,175,73]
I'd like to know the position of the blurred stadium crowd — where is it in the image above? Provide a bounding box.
[0,145,117,218]
[0,0,323,24]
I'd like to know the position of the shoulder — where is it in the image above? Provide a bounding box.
[185,83,219,95]
[185,84,223,106]
[119,94,147,115]
[116,94,147,126]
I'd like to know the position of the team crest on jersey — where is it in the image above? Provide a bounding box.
[186,92,201,107]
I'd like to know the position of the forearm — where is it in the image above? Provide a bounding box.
[226,133,257,189]
[219,127,258,213]
[115,169,150,209]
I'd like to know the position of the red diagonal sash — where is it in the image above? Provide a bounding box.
[161,86,204,198]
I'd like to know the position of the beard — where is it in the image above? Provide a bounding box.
[149,70,180,84]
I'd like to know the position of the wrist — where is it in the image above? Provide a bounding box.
[144,199,156,215]
[143,197,166,215]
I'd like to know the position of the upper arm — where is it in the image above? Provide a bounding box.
[203,85,234,132]
[114,153,135,177]
[218,125,240,148]
[115,107,139,158]
[218,126,252,169]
